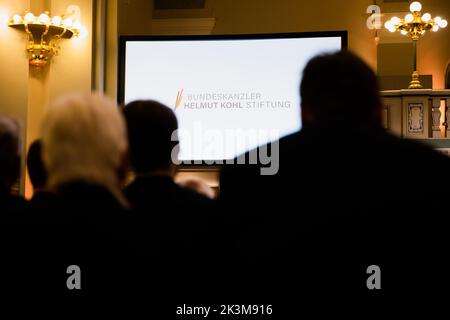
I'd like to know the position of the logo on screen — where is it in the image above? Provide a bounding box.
[175,89,184,110]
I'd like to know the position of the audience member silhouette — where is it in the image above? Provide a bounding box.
[122,100,216,297]
[123,100,214,211]
[0,116,27,294]
[17,93,132,295]
[40,92,129,211]
[26,139,54,209]
[0,116,27,215]
[220,51,450,304]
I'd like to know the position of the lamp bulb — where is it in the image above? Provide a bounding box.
[405,13,414,23]
[12,14,22,24]
[409,1,422,13]
[439,19,447,28]
[79,26,88,38]
[400,30,408,35]
[434,16,442,24]
[391,17,401,25]
[52,16,62,26]
[62,18,73,28]
[388,27,396,33]
[385,21,394,29]
[432,25,439,32]
[24,12,35,24]
[421,13,431,22]
[38,13,50,25]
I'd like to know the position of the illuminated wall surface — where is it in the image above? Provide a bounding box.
[0,0,93,196]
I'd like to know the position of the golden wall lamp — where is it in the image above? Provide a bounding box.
[8,11,87,67]
[384,1,447,89]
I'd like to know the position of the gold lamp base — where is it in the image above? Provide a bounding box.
[29,58,48,67]
[408,71,423,89]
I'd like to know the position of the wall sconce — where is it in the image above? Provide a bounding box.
[9,11,87,67]
[384,1,447,89]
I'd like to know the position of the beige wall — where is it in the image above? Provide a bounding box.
[118,0,153,35]
[0,0,93,196]
[48,0,93,100]
[0,0,30,125]
[105,0,118,99]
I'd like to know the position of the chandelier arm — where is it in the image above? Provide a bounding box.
[24,24,35,46]
[40,24,50,47]
[58,28,68,39]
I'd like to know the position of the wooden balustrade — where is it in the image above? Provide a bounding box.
[381,89,450,138]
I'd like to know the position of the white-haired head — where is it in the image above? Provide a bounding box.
[41,92,128,194]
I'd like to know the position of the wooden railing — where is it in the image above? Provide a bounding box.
[380,89,450,139]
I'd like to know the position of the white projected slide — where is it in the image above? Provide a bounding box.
[123,35,343,161]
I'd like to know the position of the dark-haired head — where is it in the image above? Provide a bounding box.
[123,100,178,176]
[300,51,382,130]
[0,116,20,192]
[27,140,47,190]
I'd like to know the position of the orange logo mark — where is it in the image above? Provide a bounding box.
[175,89,184,110]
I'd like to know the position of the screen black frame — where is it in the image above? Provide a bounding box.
[118,31,348,166]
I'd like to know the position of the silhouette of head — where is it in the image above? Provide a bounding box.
[123,100,178,175]
[27,140,47,190]
[300,51,382,129]
[0,116,20,192]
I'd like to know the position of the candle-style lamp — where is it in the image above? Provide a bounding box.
[8,11,87,67]
[384,1,447,89]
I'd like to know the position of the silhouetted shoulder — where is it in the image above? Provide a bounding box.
[0,193,28,221]
[125,175,214,211]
